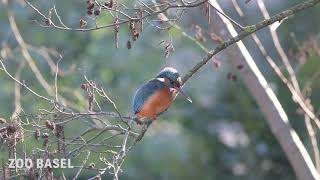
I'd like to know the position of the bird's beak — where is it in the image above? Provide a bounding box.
[174,86,192,103]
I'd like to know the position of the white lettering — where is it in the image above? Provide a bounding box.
[37,159,43,169]
[25,159,33,169]
[15,159,23,169]
[60,159,66,168]
[67,159,74,168]
[8,159,15,168]
[52,159,59,168]
[44,159,52,168]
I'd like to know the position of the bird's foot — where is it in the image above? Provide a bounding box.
[135,119,153,142]
[133,117,143,125]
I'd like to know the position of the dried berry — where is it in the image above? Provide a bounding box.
[81,83,88,90]
[132,30,139,41]
[45,120,55,131]
[236,64,244,70]
[129,21,135,31]
[108,0,113,8]
[87,3,94,10]
[42,133,49,138]
[80,18,87,28]
[94,9,101,16]
[87,10,93,15]
[34,129,40,140]
[127,40,132,49]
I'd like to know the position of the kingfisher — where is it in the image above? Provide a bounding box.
[132,67,192,125]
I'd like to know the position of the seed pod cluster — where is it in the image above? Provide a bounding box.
[129,20,140,42]
[45,120,55,131]
[105,0,113,8]
[86,0,95,15]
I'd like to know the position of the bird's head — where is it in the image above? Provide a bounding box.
[156,67,192,103]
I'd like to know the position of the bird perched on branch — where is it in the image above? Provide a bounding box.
[132,67,192,126]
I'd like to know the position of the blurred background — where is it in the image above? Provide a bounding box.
[0,0,320,179]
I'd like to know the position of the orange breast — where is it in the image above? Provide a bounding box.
[136,88,178,121]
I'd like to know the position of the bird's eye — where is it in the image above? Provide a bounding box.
[171,81,179,87]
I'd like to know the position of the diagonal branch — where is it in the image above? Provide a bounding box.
[182,0,320,84]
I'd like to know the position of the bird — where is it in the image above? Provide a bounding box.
[132,67,192,126]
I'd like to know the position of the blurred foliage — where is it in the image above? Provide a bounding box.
[0,0,320,179]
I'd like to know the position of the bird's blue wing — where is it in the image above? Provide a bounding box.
[132,79,164,114]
